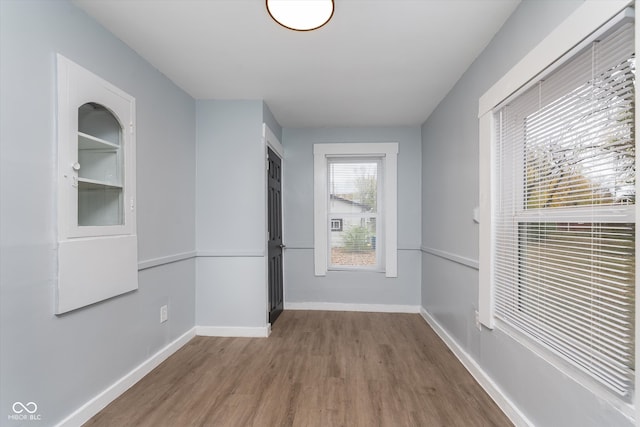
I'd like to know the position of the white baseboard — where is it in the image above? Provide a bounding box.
[419,308,532,427]
[196,325,270,337]
[56,327,196,427]
[285,302,420,314]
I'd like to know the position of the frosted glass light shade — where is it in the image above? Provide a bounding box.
[266,0,334,31]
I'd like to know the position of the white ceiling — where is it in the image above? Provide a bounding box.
[73,0,521,128]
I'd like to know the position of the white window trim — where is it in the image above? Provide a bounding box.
[478,0,637,418]
[314,143,398,277]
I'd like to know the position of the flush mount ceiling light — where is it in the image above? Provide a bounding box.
[266,0,335,31]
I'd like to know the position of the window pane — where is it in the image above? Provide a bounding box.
[329,162,378,213]
[515,222,635,390]
[328,160,379,268]
[330,218,377,267]
[524,55,635,209]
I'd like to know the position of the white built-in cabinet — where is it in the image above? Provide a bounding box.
[56,54,138,314]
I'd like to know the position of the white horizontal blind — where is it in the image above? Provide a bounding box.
[494,20,635,397]
[327,158,382,269]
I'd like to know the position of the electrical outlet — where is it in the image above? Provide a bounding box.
[160,305,168,323]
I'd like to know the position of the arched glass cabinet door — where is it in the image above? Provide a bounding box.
[57,54,136,239]
[77,102,124,226]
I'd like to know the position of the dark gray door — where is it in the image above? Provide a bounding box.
[267,147,284,324]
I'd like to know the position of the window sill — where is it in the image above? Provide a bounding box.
[327,266,386,274]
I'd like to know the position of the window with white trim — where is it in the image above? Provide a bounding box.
[314,143,398,277]
[482,10,635,399]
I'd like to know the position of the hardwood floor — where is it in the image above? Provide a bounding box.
[85,311,512,427]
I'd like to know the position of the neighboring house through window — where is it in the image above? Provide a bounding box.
[328,160,381,269]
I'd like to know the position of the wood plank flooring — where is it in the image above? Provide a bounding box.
[85,311,512,427]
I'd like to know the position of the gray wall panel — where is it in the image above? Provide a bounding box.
[282,127,421,306]
[195,100,272,328]
[195,100,265,253]
[285,249,420,306]
[0,1,196,424]
[421,1,633,425]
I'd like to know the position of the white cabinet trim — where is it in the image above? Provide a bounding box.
[56,54,138,314]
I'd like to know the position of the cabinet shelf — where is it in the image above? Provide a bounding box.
[78,177,123,190]
[78,131,119,150]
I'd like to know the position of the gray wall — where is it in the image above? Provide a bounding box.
[0,1,196,424]
[282,127,421,306]
[421,0,632,425]
[2,0,632,425]
[196,100,265,254]
[195,100,279,328]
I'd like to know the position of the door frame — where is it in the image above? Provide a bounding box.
[263,123,285,328]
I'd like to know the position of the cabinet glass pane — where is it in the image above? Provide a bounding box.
[78,102,121,145]
[78,182,123,226]
[78,103,124,226]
